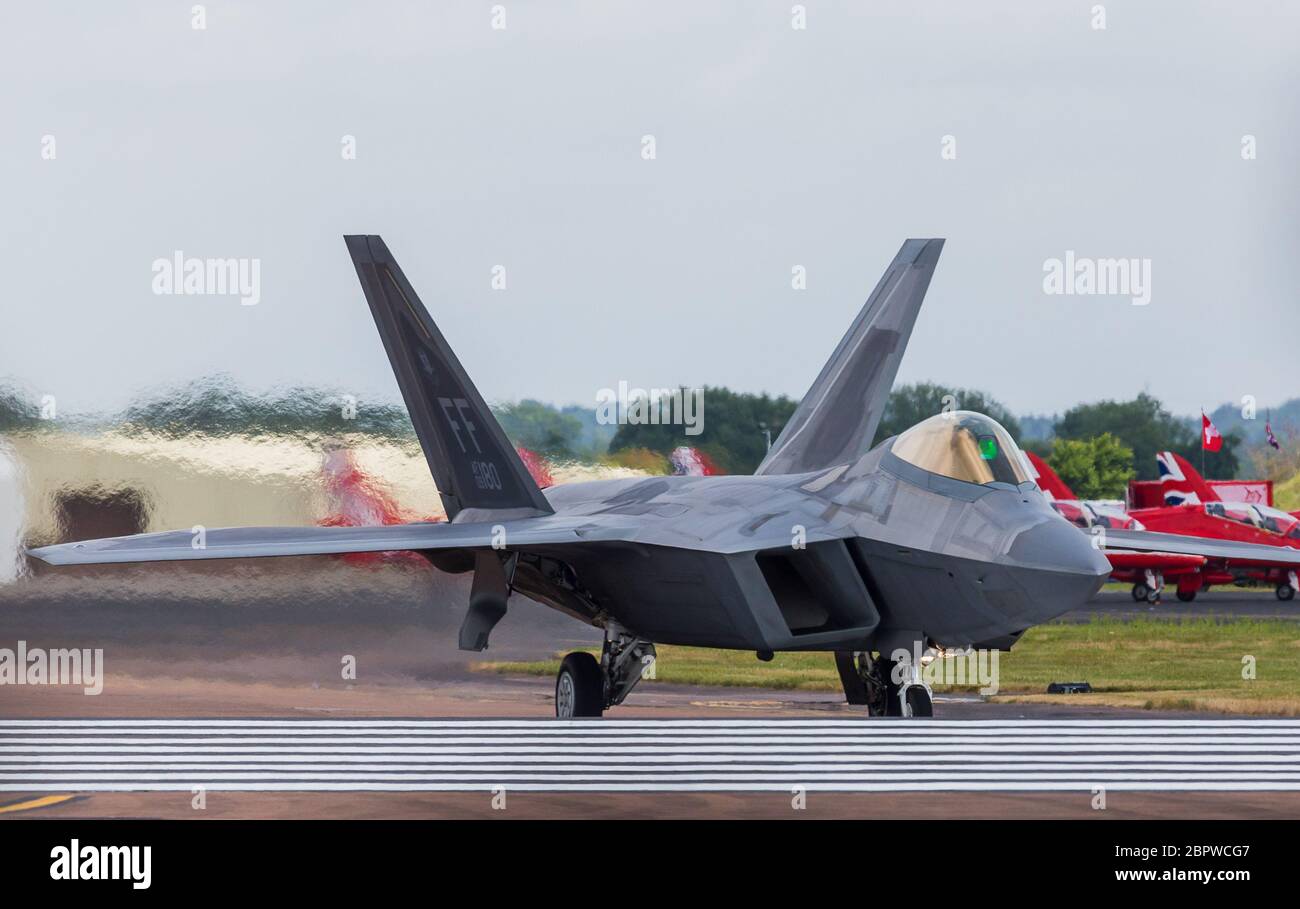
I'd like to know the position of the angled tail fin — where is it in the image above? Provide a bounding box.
[345,235,554,521]
[1025,451,1077,501]
[755,238,944,476]
[1156,451,1219,506]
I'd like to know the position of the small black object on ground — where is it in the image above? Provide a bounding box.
[1047,681,1093,694]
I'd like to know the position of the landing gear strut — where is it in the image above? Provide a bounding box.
[1132,569,1164,604]
[835,650,933,718]
[555,622,656,718]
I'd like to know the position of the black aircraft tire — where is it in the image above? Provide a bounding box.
[1176,589,1196,603]
[904,686,934,718]
[555,652,604,718]
[1131,583,1149,602]
[1278,585,1296,602]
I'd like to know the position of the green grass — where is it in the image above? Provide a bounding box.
[1276,472,1300,512]
[475,617,1300,716]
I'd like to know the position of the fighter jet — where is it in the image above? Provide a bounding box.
[29,236,1113,718]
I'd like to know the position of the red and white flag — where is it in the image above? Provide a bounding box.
[1201,412,1223,452]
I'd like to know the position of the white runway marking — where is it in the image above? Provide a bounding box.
[2,719,1299,792]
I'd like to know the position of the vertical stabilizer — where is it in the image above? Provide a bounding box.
[1025,451,1077,501]
[345,235,554,521]
[1157,451,1219,506]
[756,239,944,476]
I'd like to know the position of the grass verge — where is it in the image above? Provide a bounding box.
[475,617,1300,716]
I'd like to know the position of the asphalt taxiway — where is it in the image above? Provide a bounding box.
[1076,589,1300,622]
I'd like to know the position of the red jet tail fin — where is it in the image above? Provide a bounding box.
[1025,451,1076,501]
[1156,451,1219,505]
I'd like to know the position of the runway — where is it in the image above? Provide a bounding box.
[1076,589,1300,621]
[5,718,1300,793]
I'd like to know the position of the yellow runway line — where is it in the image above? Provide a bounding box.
[0,794,76,815]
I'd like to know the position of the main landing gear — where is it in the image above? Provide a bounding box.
[555,622,656,718]
[835,651,933,718]
[1132,569,1165,604]
[1278,572,1299,602]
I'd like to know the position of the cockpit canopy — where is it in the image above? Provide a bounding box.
[1207,501,1300,539]
[891,411,1031,487]
[1051,499,1145,531]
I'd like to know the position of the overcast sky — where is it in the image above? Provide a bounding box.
[1,1,1296,422]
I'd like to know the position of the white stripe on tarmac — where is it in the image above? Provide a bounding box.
[7,723,1300,728]
[2,782,1299,792]
[4,739,1300,750]
[3,718,1298,792]
[6,753,1299,764]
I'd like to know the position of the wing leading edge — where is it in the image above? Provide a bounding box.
[755,238,944,476]
[25,519,601,567]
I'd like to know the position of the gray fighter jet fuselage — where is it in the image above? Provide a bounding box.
[30,235,1111,717]
[515,445,1108,657]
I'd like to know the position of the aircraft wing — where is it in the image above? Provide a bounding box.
[1102,529,1300,568]
[26,517,614,567]
[27,512,854,566]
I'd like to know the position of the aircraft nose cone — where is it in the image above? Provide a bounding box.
[1001,517,1112,624]
[1009,517,1112,578]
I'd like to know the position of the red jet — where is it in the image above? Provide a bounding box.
[1025,452,1205,604]
[1027,450,1299,602]
[1124,451,1300,601]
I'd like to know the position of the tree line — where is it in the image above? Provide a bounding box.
[0,376,1272,496]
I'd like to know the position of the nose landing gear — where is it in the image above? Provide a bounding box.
[835,650,933,717]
